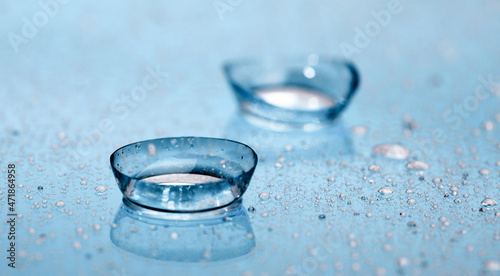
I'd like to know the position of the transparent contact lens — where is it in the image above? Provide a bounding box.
[223,54,360,131]
[110,137,258,212]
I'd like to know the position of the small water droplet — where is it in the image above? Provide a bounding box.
[56,201,65,207]
[318,214,326,220]
[94,185,108,192]
[73,241,82,250]
[378,187,394,195]
[483,260,500,271]
[481,198,497,207]
[147,144,157,155]
[372,144,410,160]
[407,199,417,204]
[397,257,410,267]
[38,186,43,191]
[479,169,491,175]
[369,164,381,172]
[351,126,368,135]
[247,206,256,213]
[407,221,417,227]
[406,161,430,170]
[482,121,495,131]
[259,192,270,200]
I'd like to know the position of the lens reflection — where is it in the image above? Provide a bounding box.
[110,199,255,262]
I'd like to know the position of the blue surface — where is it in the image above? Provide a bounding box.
[1,1,500,275]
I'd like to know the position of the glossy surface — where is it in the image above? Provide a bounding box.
[1,1,500,275]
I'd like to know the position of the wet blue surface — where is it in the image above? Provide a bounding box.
[1,1,500,275]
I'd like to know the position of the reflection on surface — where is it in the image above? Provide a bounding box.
[225,113,353,159]
[110,199,255,262]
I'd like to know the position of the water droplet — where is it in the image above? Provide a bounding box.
[482,121,495,131]
[407,221,417,227]
[37,186,43,191]
[56,201,65,207]
[397,257,410,267]
[170,232,179,240]
[94,185,108,192]
[351,126,368,135]
[407,199,417,204]
[432,178,442,184]
[147,144,157,156]
[378,187,394,195]
[275,195,282,200]
[483,260,500,271]
[479,169,490,175]
[259,192,270,200]
[372,144,410,160]
[58,132,67,140]
[406,161,430,170]
[318,214,326,220]
[73,241,82,250]
[247,206,256,213]
[481,198,497,207]
[454,198,462,204]
[369,164,381,172]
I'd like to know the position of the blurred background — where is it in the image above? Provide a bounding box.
[1,1,500,275]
